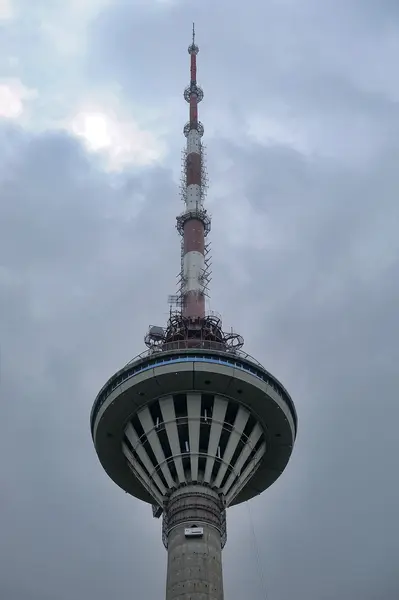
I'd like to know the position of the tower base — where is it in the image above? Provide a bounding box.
[165,486,224,600]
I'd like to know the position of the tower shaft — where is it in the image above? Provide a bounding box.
[165,486,224,600]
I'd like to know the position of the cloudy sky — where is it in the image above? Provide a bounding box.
[1,0,399,598]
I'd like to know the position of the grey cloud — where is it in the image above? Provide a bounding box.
[2,0,399,599]
[1,126,398,599]
[0,127,176,600]
[86,0,399,184]
[208,139,399,598]
[88,0,399,113]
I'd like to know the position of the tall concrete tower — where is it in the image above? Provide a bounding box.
[90,25,297,600]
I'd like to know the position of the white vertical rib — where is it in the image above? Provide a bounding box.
[187,392,201,481]
[213,407,250,489]
[137,406,175,488]
[225,442,266,507]
[183,251,205,293]
[186,183,202,211]
[187,129,201,154]
[125,423,167,495]
[159,396,185,484]
[203,397,227,483]
[122,442,163,506]
[222,423,263,496]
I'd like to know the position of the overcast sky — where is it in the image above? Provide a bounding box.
[1,0,399,598]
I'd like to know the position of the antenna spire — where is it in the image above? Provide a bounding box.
[176,25,207,319]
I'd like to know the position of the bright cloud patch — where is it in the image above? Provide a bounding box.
[247,114,310,154]
[0,0,13,20]
[39,0,111,56]
[0,79,37,119]
[68,107,165,170]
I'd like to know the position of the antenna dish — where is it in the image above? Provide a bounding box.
[145,325,165,349]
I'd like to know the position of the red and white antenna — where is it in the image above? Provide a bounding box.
[176,23,210,319]
[152,26,243,353]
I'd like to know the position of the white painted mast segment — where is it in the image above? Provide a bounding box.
[187,129,201,156]
[183,251,205,292]
[185,183,202,211]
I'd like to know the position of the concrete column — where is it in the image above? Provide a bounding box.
[164,485,225,600]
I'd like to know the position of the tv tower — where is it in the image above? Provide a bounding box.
[91,25,297,600]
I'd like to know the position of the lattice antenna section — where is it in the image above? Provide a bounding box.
[200,142,209,202]
[176,237,185,308]
[179,149,188,204]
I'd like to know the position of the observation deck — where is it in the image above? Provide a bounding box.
[91,339,297,509]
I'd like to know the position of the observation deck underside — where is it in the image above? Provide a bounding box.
[92,349,296,508]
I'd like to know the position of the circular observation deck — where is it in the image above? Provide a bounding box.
[91,348,297,508]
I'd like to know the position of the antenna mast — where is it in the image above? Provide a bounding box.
[177,21,209,319]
